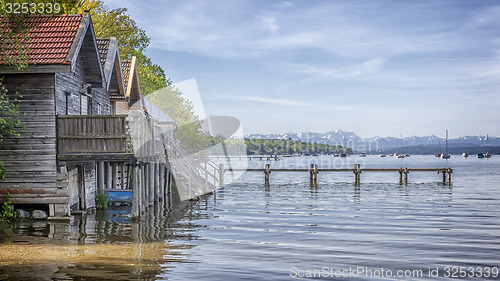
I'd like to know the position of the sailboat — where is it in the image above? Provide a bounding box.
[477,135,492,158]
[462,137,468,158]
[435,142,442,157]
[441,130,451,159]
[395,134,405,158]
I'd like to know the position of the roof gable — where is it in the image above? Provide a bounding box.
[122,56,142,108]
[97,37,125,95]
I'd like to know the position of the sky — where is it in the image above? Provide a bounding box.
[104,0,500,139]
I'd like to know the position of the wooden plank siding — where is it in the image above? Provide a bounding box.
[0,73,65,203]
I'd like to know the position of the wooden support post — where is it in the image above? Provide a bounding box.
[309,164,314,182]
[219,164,224,187]
[154,162,159,203]
[97,162,105,190]
[309,164,318,187]
[141,165,147,211]
[120,165,125,189]
[106,162,112,189]
[404,168,409,184]
[442,169,446,184]
[264,163,271,186]
[132,165,140,217]
[353,164,361,186]
[149,163,154,204]
[111,163,117,189]
[159,165,164,202]
[447,168,452,184]
[138,165,144,216]
[398,169,403,185]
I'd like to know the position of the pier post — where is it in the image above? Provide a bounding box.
[132,164,140,217]
[309,164,314,182]
[447,168,452,184]
[398,169,403,185]
[354,164,361,186]
[404,168,409,184]
[264,164,271,186]
[442,169,446,184]
[219,164,224,187]
[309,164,318,187]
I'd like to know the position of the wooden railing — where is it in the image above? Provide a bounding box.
[57,113,222,201]
[57,115,132,156]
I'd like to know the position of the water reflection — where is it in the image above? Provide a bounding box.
[0,199,204,281]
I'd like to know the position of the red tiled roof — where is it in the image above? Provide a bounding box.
[0,14,83,65]
[121,60,131,93]
[96,38,110,66]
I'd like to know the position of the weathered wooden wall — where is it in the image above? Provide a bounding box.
[55,55,110,116]
[0,73,69,204]
[113,100,129,115]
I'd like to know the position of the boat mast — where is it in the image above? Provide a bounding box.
[445,130,449,155]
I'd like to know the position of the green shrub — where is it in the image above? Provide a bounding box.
[0,193,16,222]
[96,188,109,209]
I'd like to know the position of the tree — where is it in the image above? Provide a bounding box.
[70,1,171,95]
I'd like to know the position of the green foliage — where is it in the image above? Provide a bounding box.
[0,79,24,180]
[0,162,5,180]
[0,13,31,69]
[0,79,23,143]
[0,193,16,222]
[95,187,109,209]
[242,138,350,155]
[70,0,171,95]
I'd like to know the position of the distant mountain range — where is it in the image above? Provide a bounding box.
[246,130,500,154]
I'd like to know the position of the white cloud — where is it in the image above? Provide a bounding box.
[281,58,386,80]
[206,94,309,107]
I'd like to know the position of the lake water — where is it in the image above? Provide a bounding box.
[1,155,499,280]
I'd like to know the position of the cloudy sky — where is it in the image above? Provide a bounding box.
[105,0,500,138]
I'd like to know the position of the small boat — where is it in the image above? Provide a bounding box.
[462,138,468,157]
[396,154,405,158]
[378,154,386,157]
[359,152,367,157]
[440,153,450,159]
[283,154,291,157]
[477,153,484,158]
[312,153,320,156]
[105,189,132,204]
[484,152,492,158]
[404,154,410,157]
[340,153,347,157]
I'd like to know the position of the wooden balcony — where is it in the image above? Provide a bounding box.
[57,115,136,163]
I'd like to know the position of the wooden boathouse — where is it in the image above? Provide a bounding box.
[0,14,221,218]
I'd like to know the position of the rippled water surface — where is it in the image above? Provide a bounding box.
[1,156,499,280]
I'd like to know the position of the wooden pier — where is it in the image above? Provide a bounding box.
[224,164,452,186]
[208,155,282,161]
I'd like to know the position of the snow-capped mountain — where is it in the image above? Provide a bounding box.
[246,131,500,151]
